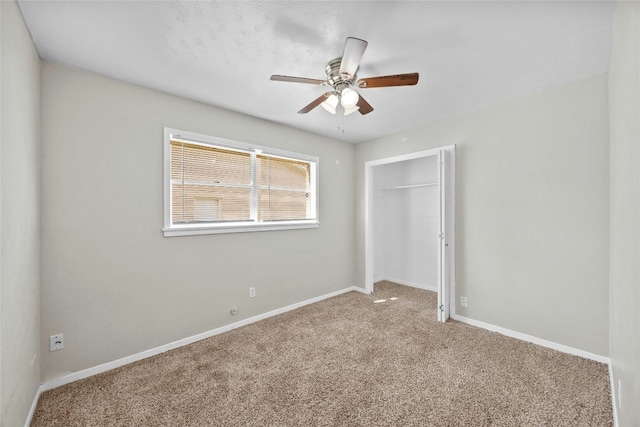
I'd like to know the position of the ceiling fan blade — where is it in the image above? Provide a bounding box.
[298,92,333,114]
[270,75,326,85]
[356,95,374,115]
[339,37,368,79]
[357,73,419,88]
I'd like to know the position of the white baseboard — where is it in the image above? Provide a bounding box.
[42,286,364,392]
[24,384,43,427]
[450,314,610,364]
[380,277,438,293]
[39,286,612,416]
[609,362,619,427]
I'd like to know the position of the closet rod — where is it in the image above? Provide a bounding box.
[381,182,437,190]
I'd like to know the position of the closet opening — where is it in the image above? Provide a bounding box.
[364,146,455,322]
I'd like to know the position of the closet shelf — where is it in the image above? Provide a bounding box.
[381,182,437,190]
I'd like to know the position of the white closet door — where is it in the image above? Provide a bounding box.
[437,149,451,322]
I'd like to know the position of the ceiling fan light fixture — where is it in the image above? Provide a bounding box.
[340,87,359,109]
[343,105,360,116]
[321,93,339,114]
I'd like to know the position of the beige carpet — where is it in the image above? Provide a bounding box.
[31,282,612,426]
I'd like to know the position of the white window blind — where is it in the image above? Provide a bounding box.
[170,141,252,223]
[164,128,318,236]
[257,154,311,222]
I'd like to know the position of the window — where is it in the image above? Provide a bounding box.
[164,128,318,236]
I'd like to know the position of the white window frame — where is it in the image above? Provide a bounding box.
[163,127,319,237]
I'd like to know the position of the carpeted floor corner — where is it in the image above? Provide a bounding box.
[31,282,612,426]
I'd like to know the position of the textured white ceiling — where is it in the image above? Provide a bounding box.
[17,1,614,143]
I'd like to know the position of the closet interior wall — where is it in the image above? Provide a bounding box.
[373,155,439,291]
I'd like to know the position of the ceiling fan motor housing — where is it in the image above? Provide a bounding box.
[326,58,356,93]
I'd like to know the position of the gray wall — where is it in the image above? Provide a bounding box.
[40,62,355,382]
[355,74,610,356]
[0,1,41,425]
[609,2,640,425]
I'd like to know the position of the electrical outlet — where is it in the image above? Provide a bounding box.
[49,333,64,351]
[230,307,238,315]
[249,287,256,298]
[460,297,468,308]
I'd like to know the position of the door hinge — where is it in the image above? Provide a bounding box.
[439,232,445,240]
[439,304,444,311]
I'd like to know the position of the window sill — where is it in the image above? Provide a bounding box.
[163,221,319,237]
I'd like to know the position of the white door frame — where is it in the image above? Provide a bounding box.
[364,145,456,321]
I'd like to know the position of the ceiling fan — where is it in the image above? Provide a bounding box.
[270,37,419,116]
